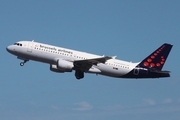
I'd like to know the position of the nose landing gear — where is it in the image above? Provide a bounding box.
[20,60,28,66]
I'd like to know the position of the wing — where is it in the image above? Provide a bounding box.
[73,56,112,71]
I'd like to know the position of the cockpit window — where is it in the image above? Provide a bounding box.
[14,43,22,46]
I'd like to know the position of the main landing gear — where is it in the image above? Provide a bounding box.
[75,70,84,80]
[20,60,28,66]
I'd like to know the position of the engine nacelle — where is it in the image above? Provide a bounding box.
[50,64,65,73]
[57,59,73,72]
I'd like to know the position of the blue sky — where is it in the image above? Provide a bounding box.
[1,0,180,120]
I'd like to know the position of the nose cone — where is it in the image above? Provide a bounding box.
[6,45,14,53]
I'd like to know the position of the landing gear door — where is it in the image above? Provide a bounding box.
[133,67,139,75]
[27,42,33,52]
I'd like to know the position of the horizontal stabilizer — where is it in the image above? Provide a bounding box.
[149,70,170,74]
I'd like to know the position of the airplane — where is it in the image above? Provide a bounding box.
[6,40,173,80]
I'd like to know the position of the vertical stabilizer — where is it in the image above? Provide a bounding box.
[138,43,173,70]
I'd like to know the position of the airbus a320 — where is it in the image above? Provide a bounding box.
[6,40,173,80]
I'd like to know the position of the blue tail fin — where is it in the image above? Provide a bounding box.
[138,43,173,70]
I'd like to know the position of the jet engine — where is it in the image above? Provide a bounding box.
[50,64,65,73]
[57,59,74,72]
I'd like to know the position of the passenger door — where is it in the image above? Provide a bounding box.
[27,42,33,52]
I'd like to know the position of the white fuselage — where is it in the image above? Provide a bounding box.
[7,41,139,78]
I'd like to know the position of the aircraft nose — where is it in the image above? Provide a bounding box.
[6,45,13,53]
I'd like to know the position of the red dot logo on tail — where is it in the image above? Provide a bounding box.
[144,62,149,66]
